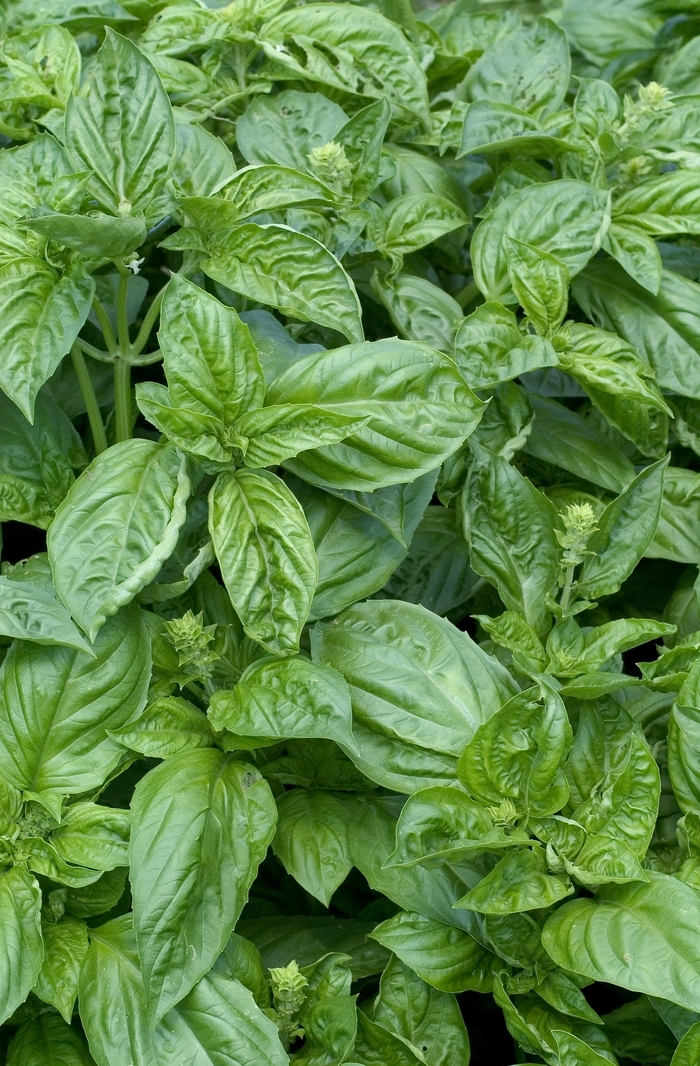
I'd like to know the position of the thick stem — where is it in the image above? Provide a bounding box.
[114,260,131,355]
[71,346,108,455]
[113,357,132,443]
[559,563,577,616]
[73,337,114,364]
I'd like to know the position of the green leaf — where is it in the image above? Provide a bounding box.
[546,617,675,678]
[523,394,635,493]
[387,786,529,868]
[107,696,216,758]
[0,866,43,1026]
[273,788,356,906]
[382,505,476,617]
[234,403,372,469]
[260,3,430,129]
[576,458,669,600]
[0,389,86,530]
[462,15,570,118]
[560,322,669,413]
[239,914,389,979]
[350,795,487,934]
[602,996,677,1066]
[506,238,570,335]
[129,750,277,1020]
[52,802,130,871]
[48,440,190,641]
[463,442,561,629]
[289,472,436,620]
[0,554,92,652]
[648,467,700,564]
[369,911,502,993]
[471,180,610,304]
[553,1030,617,1066]
[0,604,150,805]
[372,956,470,1066]
[312,600,518,793]
[602,221,663,295]
[209,468,317,656]
[458,100,576,158]
[452,301,557,389]
[0,258,93,421]
[200,221,364,344]
[573,260,700,401]
[65,29,174,219]
[7,1014,95,1066]
[79,915,288,1065]
[542,873,700,1012]
[458,684,572,817]
[236,90,349,172]
[136,274,264,464]
[456,845,573,914]
[672,1022,700,1066]
[34,915,88,1022]
[23,210,147,259]
[371,273,461,352]
[354,1010,425,1065]
[268,338,484,492]
[208,655,357,753]
[379,193,468,259]
[613,170,700,238]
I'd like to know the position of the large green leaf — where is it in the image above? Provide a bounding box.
[34,915,89,1022]
[0,258,93,421]
[0,554,91,652]
[273,788,356,906]
[200,222,364,344]
[268,339,484,491]
[0,604,150,808]
[6,1013,95,1066]
[0,390,85,531]
[471,179,610,304]
[48,440,190,641]
[65,29,174,219]
[312,599,517,792]
[208,655,357,752]
[369,911,501,993]
[0,867,43,1026]
[543,873,700,1011]
[79,915,288,1066]
[372,956,470,1066]
[573,260,700,400]
[260,3,430,128]
[209,468,318,656]
[462,15,570,118]
[129,750,277,1020]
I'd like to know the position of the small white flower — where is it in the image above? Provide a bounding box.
[127,256,145,275]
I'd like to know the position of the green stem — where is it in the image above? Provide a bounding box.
[71,346,108,455]
[131,283,167,356]
[559,563,577,616]
[454,279,481,309]
[91,296,118,354]
[73,337,114,364]
[114,260,131,355]
[114,357,132,443]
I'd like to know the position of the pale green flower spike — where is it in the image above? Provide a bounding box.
[307,140,353,193]
[164,609,219,684]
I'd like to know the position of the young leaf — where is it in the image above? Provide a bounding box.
[456,846,573,914]
[463,442,561,629]
[209,468,318,656]
[129,750,277,1020]
[33,915,88,1022]
[0,554,92,652]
